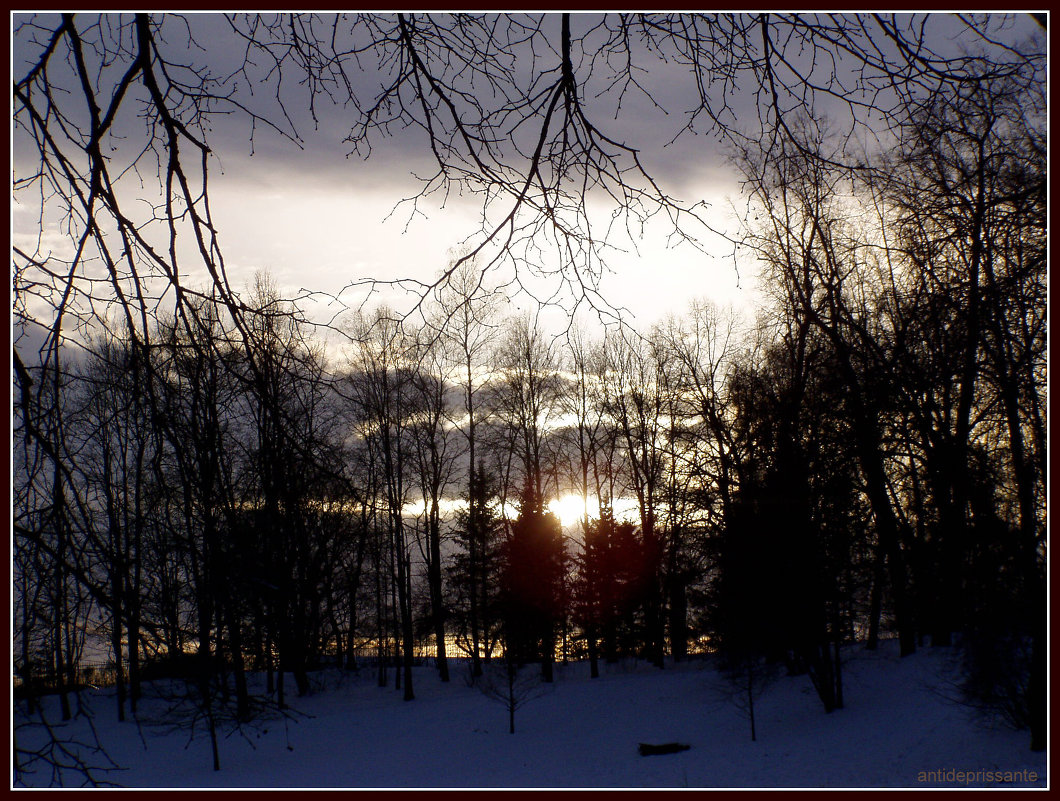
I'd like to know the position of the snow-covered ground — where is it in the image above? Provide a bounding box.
[13,642,1047,788]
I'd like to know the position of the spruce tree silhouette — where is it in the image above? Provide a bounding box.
[501,484,564,682]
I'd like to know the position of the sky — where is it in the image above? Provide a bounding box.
[193,15,760,334]
[10,12,766,344]
[12,12,1044,344]
[206,150,753,332]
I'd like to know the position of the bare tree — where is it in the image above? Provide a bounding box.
[75,333,156,722]
[477,646,552,735]
[491,312,563,508]
[347,308,420,700]
[736,122,919,658]
[428,257,506,676]
[406,330,461,683]
[734,58,1045,742]
[600,331,672,667]
[877,66,1046,750]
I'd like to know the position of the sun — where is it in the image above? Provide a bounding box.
[547,494,593,528]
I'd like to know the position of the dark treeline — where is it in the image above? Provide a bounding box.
[12,14,1045,781]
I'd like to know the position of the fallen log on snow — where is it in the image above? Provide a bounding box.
[638,742,691,756]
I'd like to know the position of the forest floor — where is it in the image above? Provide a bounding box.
[13,640,1047,788]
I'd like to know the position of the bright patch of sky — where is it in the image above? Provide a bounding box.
[402,492,640,532]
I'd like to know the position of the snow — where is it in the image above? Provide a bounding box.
[13,642,1047,788]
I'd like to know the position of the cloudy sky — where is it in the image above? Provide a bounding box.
[206,135,750,331]
[13,12,1042,340]
[191,14,757,331]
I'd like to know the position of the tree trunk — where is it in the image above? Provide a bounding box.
[128,595,141,711]
[669,577,688,662]
[110,564,126,722]
[223,600,250,721]
[428,506,449,682]
[397,539,415,701]
[865,540,884,650]
[265,627,274,695]
[197,583,219,767]
[469,547,483,677]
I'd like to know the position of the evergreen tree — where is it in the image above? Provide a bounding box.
[448,461,504,677]
[500,485,564,682]
[574,508,651,673]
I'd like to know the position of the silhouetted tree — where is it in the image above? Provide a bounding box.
[574,509,650,671]
[881,65,1046,750]
[448,462,504,676]
[709,494,786,741]
[602,332,671,667]
[407,332,461,683]
[347,308,419,700]
[75,333,157,722]
[500,485,565,682]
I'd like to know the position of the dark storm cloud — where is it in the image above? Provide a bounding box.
[172,14,439,189]
[20,12,1038,223]
[16,11,1043,201]
[171,12,1045,208]
[138,12,744,202]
